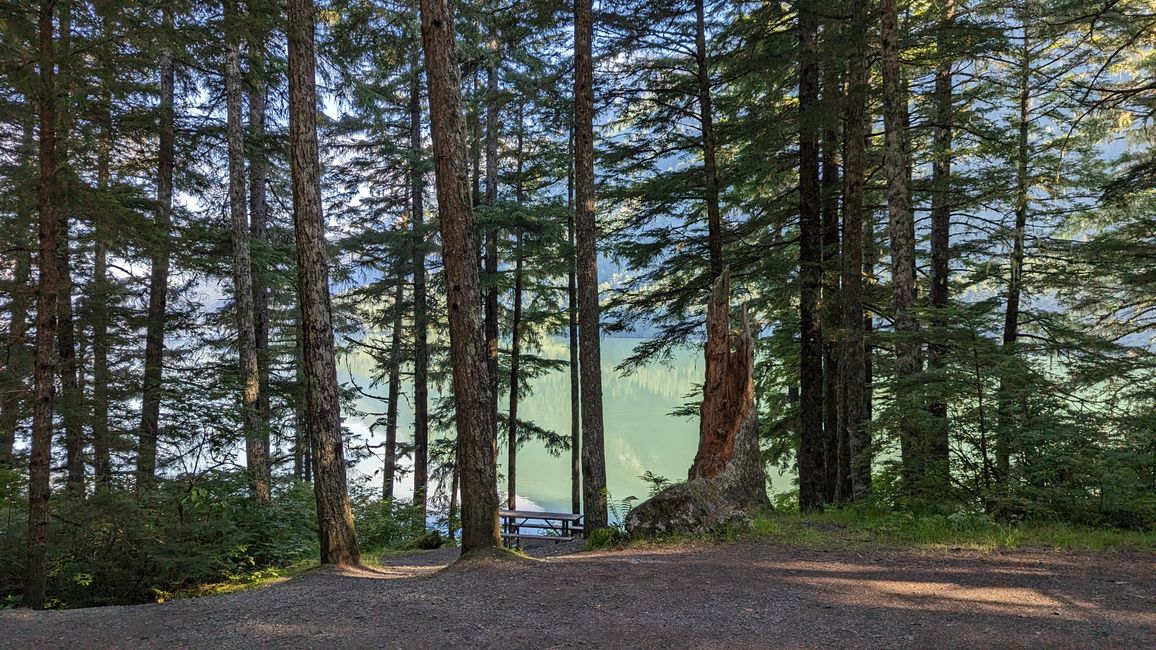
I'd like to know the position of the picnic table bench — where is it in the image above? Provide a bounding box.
[499,510,584,546]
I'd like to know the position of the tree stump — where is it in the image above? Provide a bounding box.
[626,270,770,537]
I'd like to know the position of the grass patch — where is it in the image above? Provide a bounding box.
[743,510,1156,553]
[441,545,534,572]
[618,509,1153,554]
[585,526,630,550]
[172,560,318,601]
[363,545,453,567]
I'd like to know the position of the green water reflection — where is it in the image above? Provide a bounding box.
[343,337,792,515]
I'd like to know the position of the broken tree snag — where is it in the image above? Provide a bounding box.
[690,269,755,481]
[627,269,769,537]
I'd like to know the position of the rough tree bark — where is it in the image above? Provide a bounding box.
[927,0,955,491]
[575,0,608,532]
[383,259,404,501]
[288,0,361,565]
[27,0,60,610]
[507,231,523,511]
[839,0,871,502]
[419,0,502,555]
[628,270,769,536]
[689,271,755,481]
[506,104,526,511]
[469,73,482,207]
[225,0,270,503]
[55,0,84,498]
[247,18,273,484]
[448,447,460,541]
[820,44,842,504]
[409,43,430,520]
[138,8,174,488]
[881,0,924,495]
[797,3,825,512]
[483,49,500,440]
[292,315,311,482]
[567,133,580,516]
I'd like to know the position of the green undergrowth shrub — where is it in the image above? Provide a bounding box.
[351,495,428,552]
[0,474,320,609]
[584,490,635,550]
[585,526,629,549]
[762,454,1154,539]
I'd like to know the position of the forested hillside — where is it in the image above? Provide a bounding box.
[0,0,1152,610]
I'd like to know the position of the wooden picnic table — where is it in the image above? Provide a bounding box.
[499,510,584,545]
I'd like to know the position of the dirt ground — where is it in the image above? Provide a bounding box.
[2,540,1152,649]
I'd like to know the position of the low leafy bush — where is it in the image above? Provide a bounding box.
[585,526,629,549]
[352,497,427,551]
[0,474,319,609]
[584,489,635,549]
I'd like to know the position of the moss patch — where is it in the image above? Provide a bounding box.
[440,546,536,573]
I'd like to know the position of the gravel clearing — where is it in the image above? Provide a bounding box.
[2,540,1152,649]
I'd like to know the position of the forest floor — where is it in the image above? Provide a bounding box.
[1,538,1153,649]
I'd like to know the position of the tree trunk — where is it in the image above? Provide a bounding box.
[56,242,84,497]
[575,0,608,532]
[91,23,113,489]
[288,0,361,565]
[419,0,501,555]
[630,270,768,536]
[864,209,877,429]
[409,44,430,520]
[52,0,84,499]
[820,50,842,503]
[881,0,923,495]
[694,0,722,278]
[26,0,60,609]
[225,1,270,504]
[998,16,1032,484]
[506,105,526,511]
[797,3,825,512]
[567,133,581,516]
[507,228,523,511]
[383,262,404,501]
[75,328,88,426]
[839,0,870,502]
[483,52,500,441]
[247,27,272,485]
[0,112,35,467]
[690,271,755,480]
[293,315,311,482]
[138,8,174,489]
[448,447,460,541]
[469,73,482,208]
[927,0,955,492]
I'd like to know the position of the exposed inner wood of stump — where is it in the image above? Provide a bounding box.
[689,269,755,481]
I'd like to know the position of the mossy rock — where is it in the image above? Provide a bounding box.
[625,478,751,538]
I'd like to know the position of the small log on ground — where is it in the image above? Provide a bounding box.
[627,269,770,537]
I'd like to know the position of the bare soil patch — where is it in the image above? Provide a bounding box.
[2,540,1152,648]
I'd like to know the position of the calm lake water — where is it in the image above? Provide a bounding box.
[342,337,793,516]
